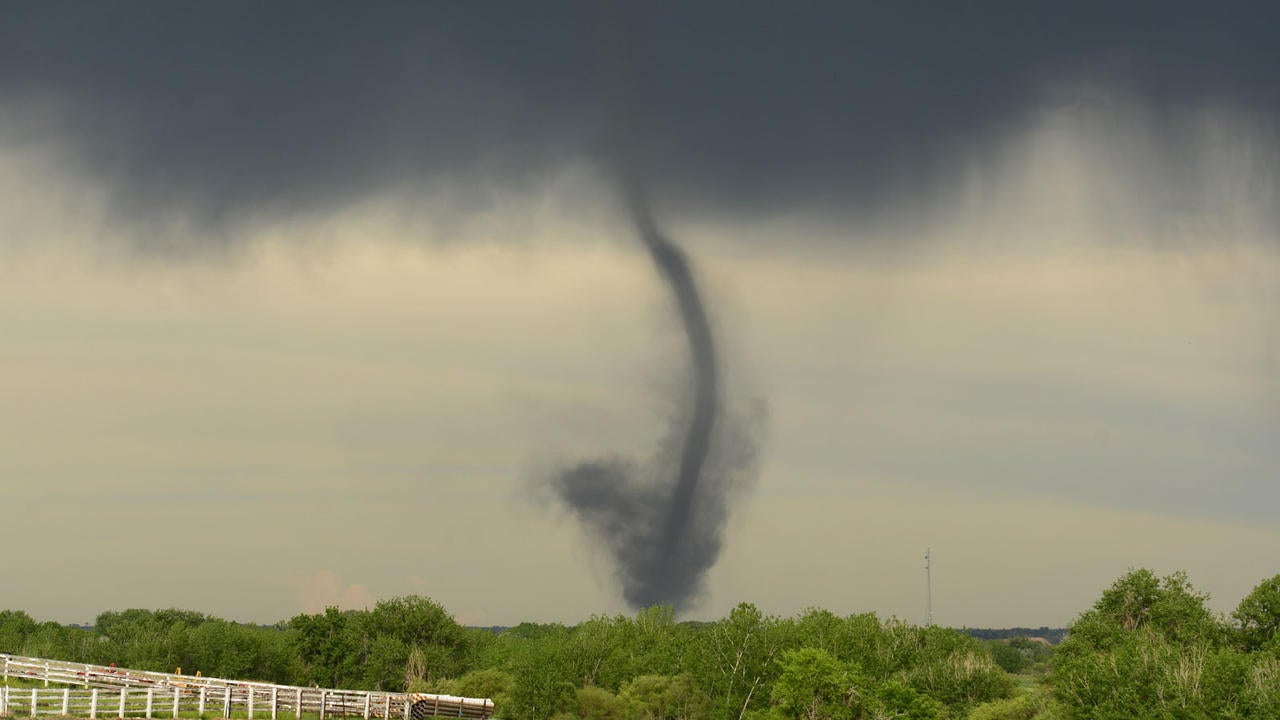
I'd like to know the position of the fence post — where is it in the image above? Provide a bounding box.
[295,688,303,720]
[146,688,154,719]
[91,687,99,719]
[383,696,390,719]
[319,691,326,720]
[32,687,39,716]
[249,686,256,720]
[199,687,206,717]
[44,661,50,687]
[224,687,232,718]
[62,688,70,715]
[120,687,128,717]
[2,655,8,682]
[174,687,181,718]
[272,687,279,720]
[403,697,411,720]
[362,694,370,720]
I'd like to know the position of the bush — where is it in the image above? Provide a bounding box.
[619,675,710,720]
[987,643,1029,674]
[905,649,1013,713]
[1242,653,1280,718]
[574,686,626,720]
[965,695,1041,720]
[869,681,940,720]
[453,668,516,702]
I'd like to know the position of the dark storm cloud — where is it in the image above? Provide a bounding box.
[0,3,600,225]
[2,1,1277,228]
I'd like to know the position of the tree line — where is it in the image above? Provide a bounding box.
[1,570,1277,720]
[1048,569,1279,719]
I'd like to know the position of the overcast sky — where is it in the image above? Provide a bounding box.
[2,2,1278,629]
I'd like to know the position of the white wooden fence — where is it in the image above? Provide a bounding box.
[0,655,493,719]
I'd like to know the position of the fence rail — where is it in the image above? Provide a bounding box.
[0,655,493,720]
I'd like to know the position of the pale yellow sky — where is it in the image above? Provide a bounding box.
[1,101,1278,629]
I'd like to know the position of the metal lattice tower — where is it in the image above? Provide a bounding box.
[925,548,933,626]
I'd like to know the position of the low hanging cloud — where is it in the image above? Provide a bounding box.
[1,3,1276,236]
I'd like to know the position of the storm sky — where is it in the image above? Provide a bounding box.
[1,1,1278,627]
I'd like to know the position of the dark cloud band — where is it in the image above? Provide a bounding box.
[2,2,1277,230]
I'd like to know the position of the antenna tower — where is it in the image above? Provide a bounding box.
[924,548,933,626]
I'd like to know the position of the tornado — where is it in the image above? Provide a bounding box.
[551,174,727,611]
[550,4,753,612]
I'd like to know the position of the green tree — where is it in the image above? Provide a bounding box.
[985,642,1028,674]
[573,686,627,720]
[568,607,689,692]
[867,681,939,720]
[451,668,517,714]
[1234,574,1280,652]
[1052,569,1251,719]
[1072,569,1222,648]
[768,648,858,720]
[631,607,690,679]
[365,596,469,682]
[0,610,37,653]
[692,603,794,720]
[619,675,710,720]
[21,621,86,663]
[292,607,359,688]
[570,615,632,690]
[364,634,410,691]
[895,625,1011,714]
[502,625,579,720]
[1242,653,1280,718]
